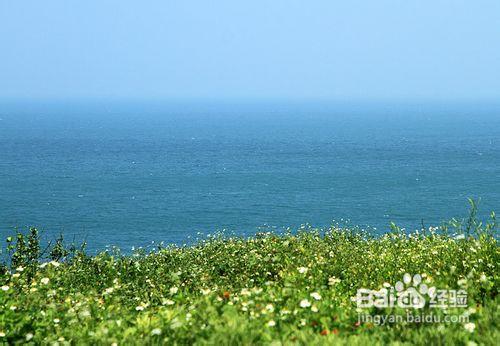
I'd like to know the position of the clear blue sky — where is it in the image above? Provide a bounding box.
[1,0,499,101]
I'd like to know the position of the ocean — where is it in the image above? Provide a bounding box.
[1,101,499,252]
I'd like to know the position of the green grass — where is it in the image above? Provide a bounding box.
[0,210,498,345]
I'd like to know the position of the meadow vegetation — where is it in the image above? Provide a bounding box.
[0,203,498,345]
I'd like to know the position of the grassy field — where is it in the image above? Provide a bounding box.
[0,208,498,345]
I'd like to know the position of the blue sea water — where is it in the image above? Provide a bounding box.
[0,101,499,251]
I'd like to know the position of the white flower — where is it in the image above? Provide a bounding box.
[311,305,319,312]
[200,288,211,295]
[0,332,5,337]
[151,328,162,335]
[10,306,17,311]
[79,310,91,318]
[265,304,274,312]
[53,318,60,324]
[464,322,475,333]
[41,277,50,285]
[162,299,175,306]
[50,261,61,267]
[1,285,9,291]
[169,287,178,294]
[267,320,276,327]
[298,267,308,274]
[26,333,34,341]
[383,282,391,288]
[480,274,487,282]
[135,306,145,311]
[299,299,311,308]
[104,287,114,295]
[310,292,322,300]
[12,273,20,278]
[39,262,48,269]
[252,287,263,294]
[16,266,24,272]
[328,277,341,285]
[240,288,251,296]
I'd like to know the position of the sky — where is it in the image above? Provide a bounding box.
[1,0,499,102]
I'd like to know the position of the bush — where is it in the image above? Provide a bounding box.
[0,206,498,344]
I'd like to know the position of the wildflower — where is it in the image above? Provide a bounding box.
[267,320,276,327]
[41,277,50,285]
[480,274,487,282]
[311,305,319,312]
[328,277,341,285]
[252,287,263,294]
[320,329,329,335]
[464,322,475,333]
[135,306,145,311]
[310,292,322,300]
[170,318,183,329]
[169,287,178,295]
[10,306,17,311]
[298,267,308,274]
[0,332,5,337]
[16,266,24,272]
[1,285,9,291]
[26,333,34,341]
[104,287,114,295]
[162,299,175,306]
[223,291,231,299]
[39,263,48,269]
[50,261,61,267]
[265,304,274,312]
[383,282,391,288]
[79,310,91,318]
[240,288,251,296]
[200,288,211,295]
[300,299,311,308]
[53,318,60,324]
[12,273,20,278]
[151,328,162,335]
